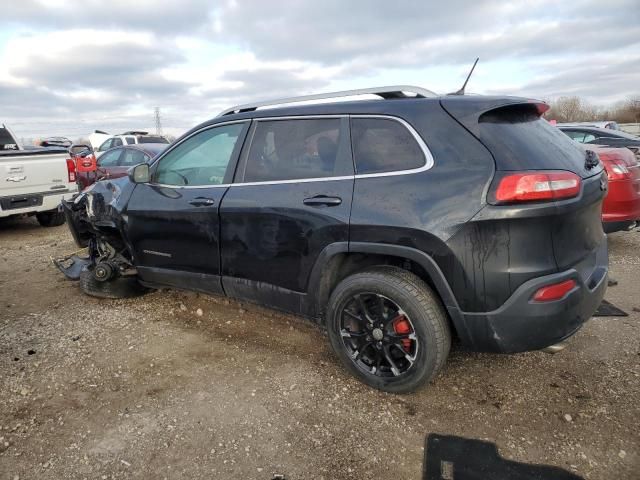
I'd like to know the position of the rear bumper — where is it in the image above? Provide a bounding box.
[452,241,608,353]
[0,189,77,218]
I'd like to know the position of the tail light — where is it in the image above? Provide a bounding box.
[492,171,581,204]
[606,162,630,180]
[66,158,77,183]
[532,279,577,302]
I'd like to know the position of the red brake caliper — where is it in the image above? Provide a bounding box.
[392,315,412,352]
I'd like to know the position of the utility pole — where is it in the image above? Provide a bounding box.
[154,107,163,135]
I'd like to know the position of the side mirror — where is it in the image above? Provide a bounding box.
[129,163,150,183]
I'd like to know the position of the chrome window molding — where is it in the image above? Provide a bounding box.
[150,114,434,189]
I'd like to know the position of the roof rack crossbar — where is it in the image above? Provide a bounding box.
[218,85,437,117]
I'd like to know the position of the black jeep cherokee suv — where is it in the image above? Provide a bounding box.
[61,86,608,393]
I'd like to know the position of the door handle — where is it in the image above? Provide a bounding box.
[189,197,216,207]
[303,195,342,207]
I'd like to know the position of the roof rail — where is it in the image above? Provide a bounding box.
[218,85,437,117]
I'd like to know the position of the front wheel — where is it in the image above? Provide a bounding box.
[79,267,149,299]
[326,266,451,393]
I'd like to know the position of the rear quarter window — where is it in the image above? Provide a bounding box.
[351,118,425,174]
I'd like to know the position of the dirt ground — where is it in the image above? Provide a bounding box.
[1,216,638,480]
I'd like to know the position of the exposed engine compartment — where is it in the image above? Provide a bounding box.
[56,178,137,282]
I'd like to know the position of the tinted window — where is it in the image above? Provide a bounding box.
[125,137,136,145]
[98,149,122,166]
[243,118,349,182]
[120,149,148,167]
[154,123,244,186]
[479,106,601,178]
[112,138,123,147]
[351,118,425,174]
[98,139,113,151]
[139,136,169,144]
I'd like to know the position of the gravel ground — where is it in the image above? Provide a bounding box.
[1,216,638,479]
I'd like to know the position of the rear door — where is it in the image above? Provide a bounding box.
[219,117,353,312]
[125,121,249,293]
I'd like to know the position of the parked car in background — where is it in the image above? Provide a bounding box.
[60,86,609,393]
[1,124,78,226]
[76,143,166,190]
[558,125,640,158]
[40,136,72,148]
[92,131,170,158]
[559,121,620,131]
[590,145,640,233]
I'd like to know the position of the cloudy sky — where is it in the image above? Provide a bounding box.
[1,0,639,140]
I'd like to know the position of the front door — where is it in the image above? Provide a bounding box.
[125,121,249,294]
[220,117,354,312]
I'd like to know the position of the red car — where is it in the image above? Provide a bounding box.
[75,143,166,190]
[592,145,640,233]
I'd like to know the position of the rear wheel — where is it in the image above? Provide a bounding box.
[36,210,65,227]
[326,266,451,393]
[79,267,149,299]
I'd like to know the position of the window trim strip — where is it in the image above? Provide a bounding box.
[150,114,434,189]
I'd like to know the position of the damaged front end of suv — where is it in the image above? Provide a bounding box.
[54,178,141,292]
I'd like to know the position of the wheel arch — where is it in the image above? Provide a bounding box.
[306,242,472,344]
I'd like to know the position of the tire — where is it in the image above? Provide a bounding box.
[326,266,451,393]
[79,267,149,299]
[36,210,65,227]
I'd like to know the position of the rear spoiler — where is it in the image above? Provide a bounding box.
[440,96,549,137]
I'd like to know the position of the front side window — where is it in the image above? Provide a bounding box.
[351,118,425,174]
[243,118,349,182]
[120,149,148,167]
[112,138,123,147]
[98,139,113,151]
[154,123,245,186]
[98,149,122,167]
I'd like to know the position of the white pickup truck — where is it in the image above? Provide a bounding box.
[1,124,78,226]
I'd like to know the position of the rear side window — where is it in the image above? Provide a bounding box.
[242,118,351,182]
[125,137,136,145]
[351,118,425,175]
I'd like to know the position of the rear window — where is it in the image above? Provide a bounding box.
[138,136,169,144]
[479,106,601,178]
[351,118,425,174]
